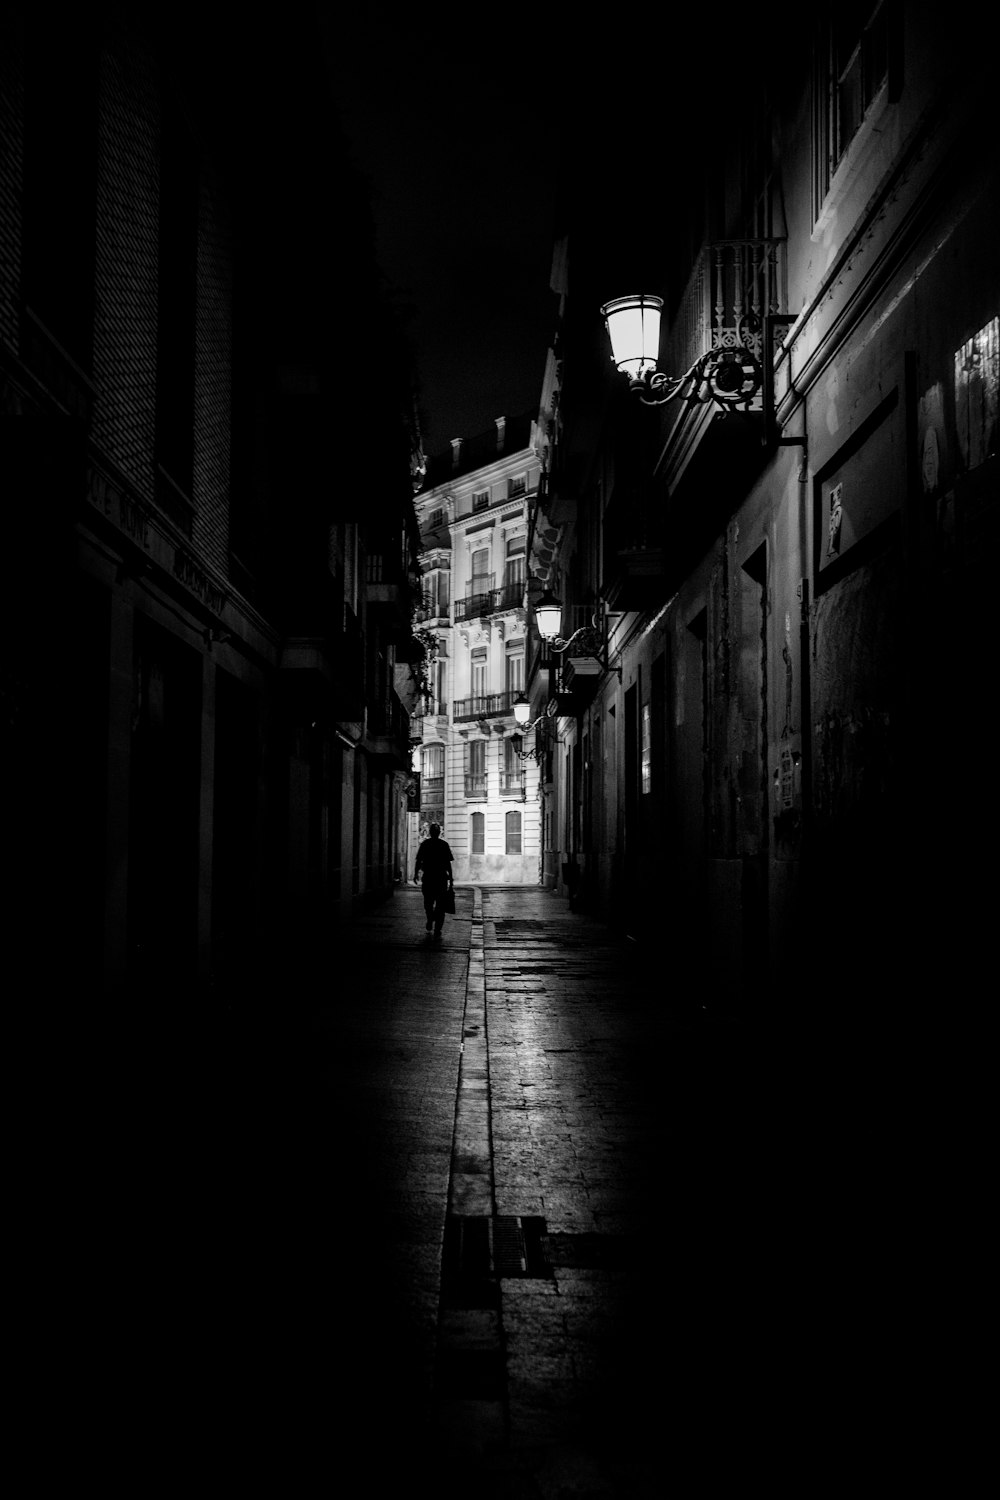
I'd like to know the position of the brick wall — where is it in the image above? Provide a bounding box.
[193,155,233,575]
[91,25,159,502]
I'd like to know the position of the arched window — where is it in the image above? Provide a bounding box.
[471,811,485,854]
[505,809,522,855]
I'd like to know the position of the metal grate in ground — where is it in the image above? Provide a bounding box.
[441,1215,552,1307]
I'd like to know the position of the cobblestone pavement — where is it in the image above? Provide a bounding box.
[94,882,962,1495]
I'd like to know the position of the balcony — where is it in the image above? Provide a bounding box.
[658,237,786,489]
[665,239,784,383]
[423,776,444,800]
[454,578,525,622]
[500,771,525,799]
[464,774,487,799]
[453,689,521,722]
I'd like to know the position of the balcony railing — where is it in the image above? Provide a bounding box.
[454,578,525,622]
[453,689,521,721]
[500,771,525,797]
[663,238,786,393]
[423,776,444,798]
[464,774,487,798]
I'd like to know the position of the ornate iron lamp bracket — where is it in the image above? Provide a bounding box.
[629,314,764,412]
[549,622,623,682]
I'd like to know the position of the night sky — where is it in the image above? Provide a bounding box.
[320,11,585,457]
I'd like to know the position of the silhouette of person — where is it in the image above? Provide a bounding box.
[414,822,454,943]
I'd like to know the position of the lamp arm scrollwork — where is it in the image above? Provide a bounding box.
[547,620,622,682]
[548,623,602,656]
[629,313,764,412]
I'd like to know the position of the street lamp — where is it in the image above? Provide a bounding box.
[512,694,552,761]
[531,589,622,683]
[534,588,563,642]
[601,292,763,411]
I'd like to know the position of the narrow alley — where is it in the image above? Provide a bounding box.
[84,881,943,1498]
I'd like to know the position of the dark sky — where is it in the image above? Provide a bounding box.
[321,12,569,457]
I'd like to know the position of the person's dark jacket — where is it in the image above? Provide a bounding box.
[415,838,453,886]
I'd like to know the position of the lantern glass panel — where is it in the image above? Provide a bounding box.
[602,294,662,376]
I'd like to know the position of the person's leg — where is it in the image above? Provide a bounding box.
[422,886,434,932]
[432,888,445,939]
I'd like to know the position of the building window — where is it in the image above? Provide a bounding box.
[505,642,524,696]
[641,701,652,795]
[423,744,444,801]
[815,2,895,214]
[471,811,485,854]
[504,534,526,596]
[505,809,522,855]
[432,659,446,715]
[471,547,490,594]
[833,3,889,167]
[429,508,444,529]
[471,647,488,701]
[508,475,526,498]
[502,736,524,795]
[422,568,449,616]
[473,490,490,511]
[466,740,487,798]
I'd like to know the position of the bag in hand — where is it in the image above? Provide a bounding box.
[443,887,456,914]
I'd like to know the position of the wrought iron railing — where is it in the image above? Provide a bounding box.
[464,774,487,798]
[663,238,785,381]
[454,579,525,621]
[453,689,521,721]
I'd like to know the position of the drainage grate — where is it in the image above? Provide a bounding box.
[442,1215,552,1307]
[495,1215,551,1279]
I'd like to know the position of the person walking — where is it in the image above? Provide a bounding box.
[414,822,454,944]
